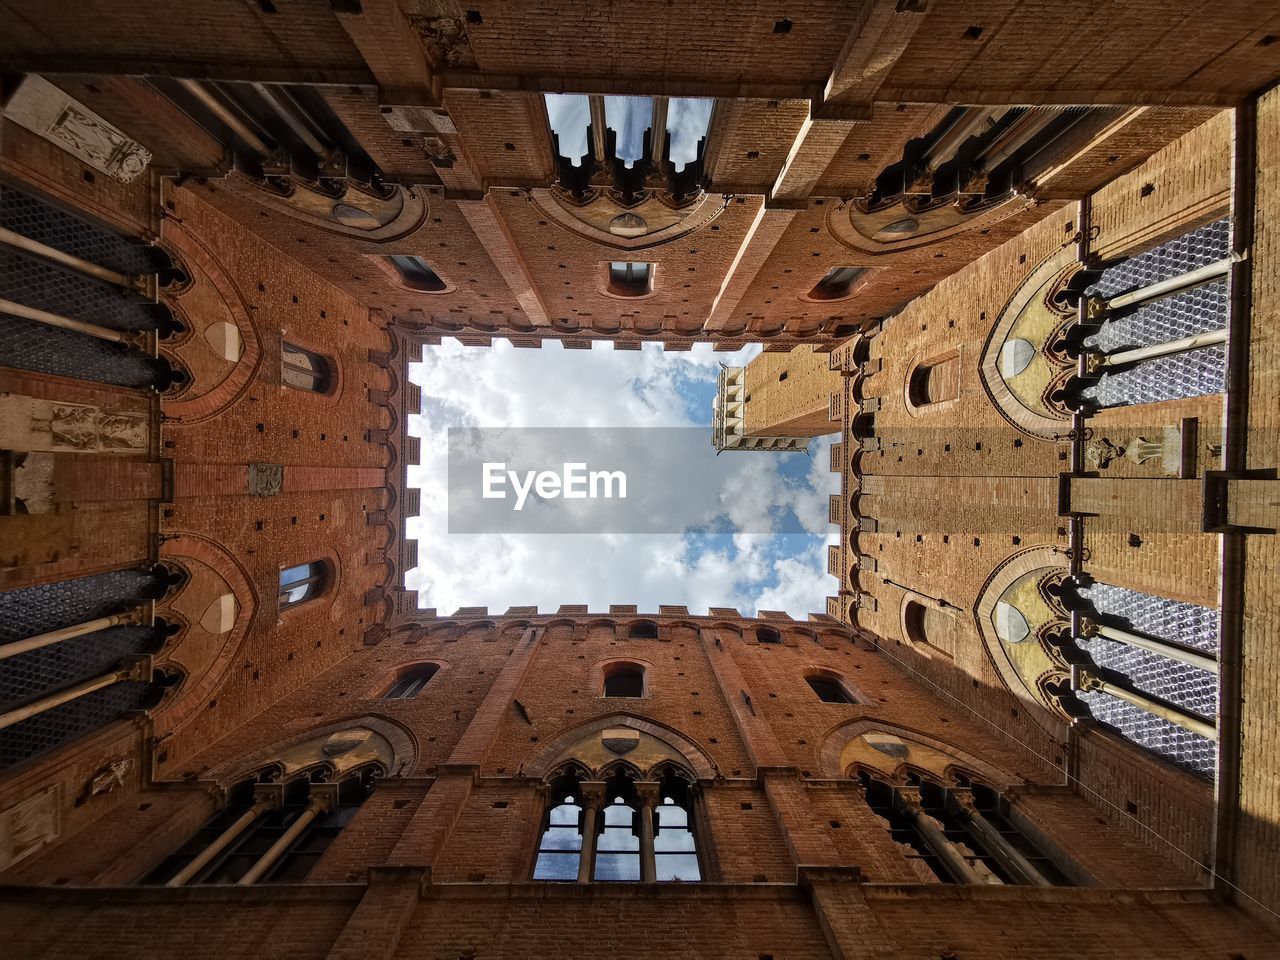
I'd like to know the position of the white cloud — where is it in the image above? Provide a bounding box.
[405,339,836,618]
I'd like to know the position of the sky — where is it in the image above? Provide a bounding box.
[545,94,712,170]
[405,340,840,618]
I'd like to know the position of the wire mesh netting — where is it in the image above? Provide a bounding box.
[1081,217,1230,408]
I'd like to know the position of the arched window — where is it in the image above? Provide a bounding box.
[908,352,960,406]
[653,775,701,882]
[904,600,957,658]
[603,663,645,698]
[279,562,327,610]
[628,620,658,640]
[387,255,446,292]
[857,771,1077,886]
[594,785,640,881]
[756,626,782,645]
[142,767,377,886]
[807,675,855,704]
[281,342,333,393]
[607,261,653,297]
[810,265,865,300]
[532,775,585,881]
[383,664,438,700]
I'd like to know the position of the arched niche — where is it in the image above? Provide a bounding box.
[827,193,1037,255]
[978,248,1084,439]
[972,547,1074,730]
[523,713,716,782]
[157,221,263,424]
[152,535,257,736]
[204,716,416,787]
[818,719,1016,788]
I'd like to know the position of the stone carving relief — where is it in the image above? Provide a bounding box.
[0,396,150,455]
[2,75,151,183]
[247,462,284,497]
[410,15,480,70]
[0,785,60,872]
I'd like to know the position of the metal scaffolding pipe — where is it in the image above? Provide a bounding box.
[0,226,140,292]
[177,78,271,156]
[0,297,134,344]
[1105,257,1234,312]
[0,608,146,662]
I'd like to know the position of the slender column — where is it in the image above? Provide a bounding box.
[896,787,983,885]
[589,95,608,164]
[175,79,270,156]
[166,788,279,887]
[250,83,325,156]
[635,781,660,883]
[649,98,668,165]
[0,297,148,348]
[1087,327,1228,372]
[945,789,1050,888]
[0,226,145,294]
[236,785,335,886]
[0,658,149,731]
[1078,616,1218,675]
[1,607,149,662]
[1071,664,1216,740]
[577,781,606,884]
[1101,257,1233,313]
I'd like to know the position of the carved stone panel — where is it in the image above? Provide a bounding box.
[2,75,151,183]
[0,785,60,872]
[247,462,284,497]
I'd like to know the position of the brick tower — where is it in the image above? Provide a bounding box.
[2,4,1279,958]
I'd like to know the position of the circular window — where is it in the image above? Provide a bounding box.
[331,202,382,229]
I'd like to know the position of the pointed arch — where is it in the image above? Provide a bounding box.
[817,718,1017,788]
[523,713,716,781]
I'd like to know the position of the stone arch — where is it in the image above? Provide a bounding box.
[204,715,417,788]
[153,535,257,736]
[817,719,1017,788]
[978,247,1084,439]
[523,713,716,781]
[973,546,1074,728]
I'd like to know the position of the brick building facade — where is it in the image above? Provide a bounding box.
[2,2,1280,957]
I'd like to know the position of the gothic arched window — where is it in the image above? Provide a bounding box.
[603,663,645,698]
[653,776,701,882]
[142,767,377,886]
[278,562,328,610]
[806,674,856,704]
[383,663,438,700]
[532,778,585,881]
[594,790,641,881]
[387,255,447,292]
[281,342,334,393]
